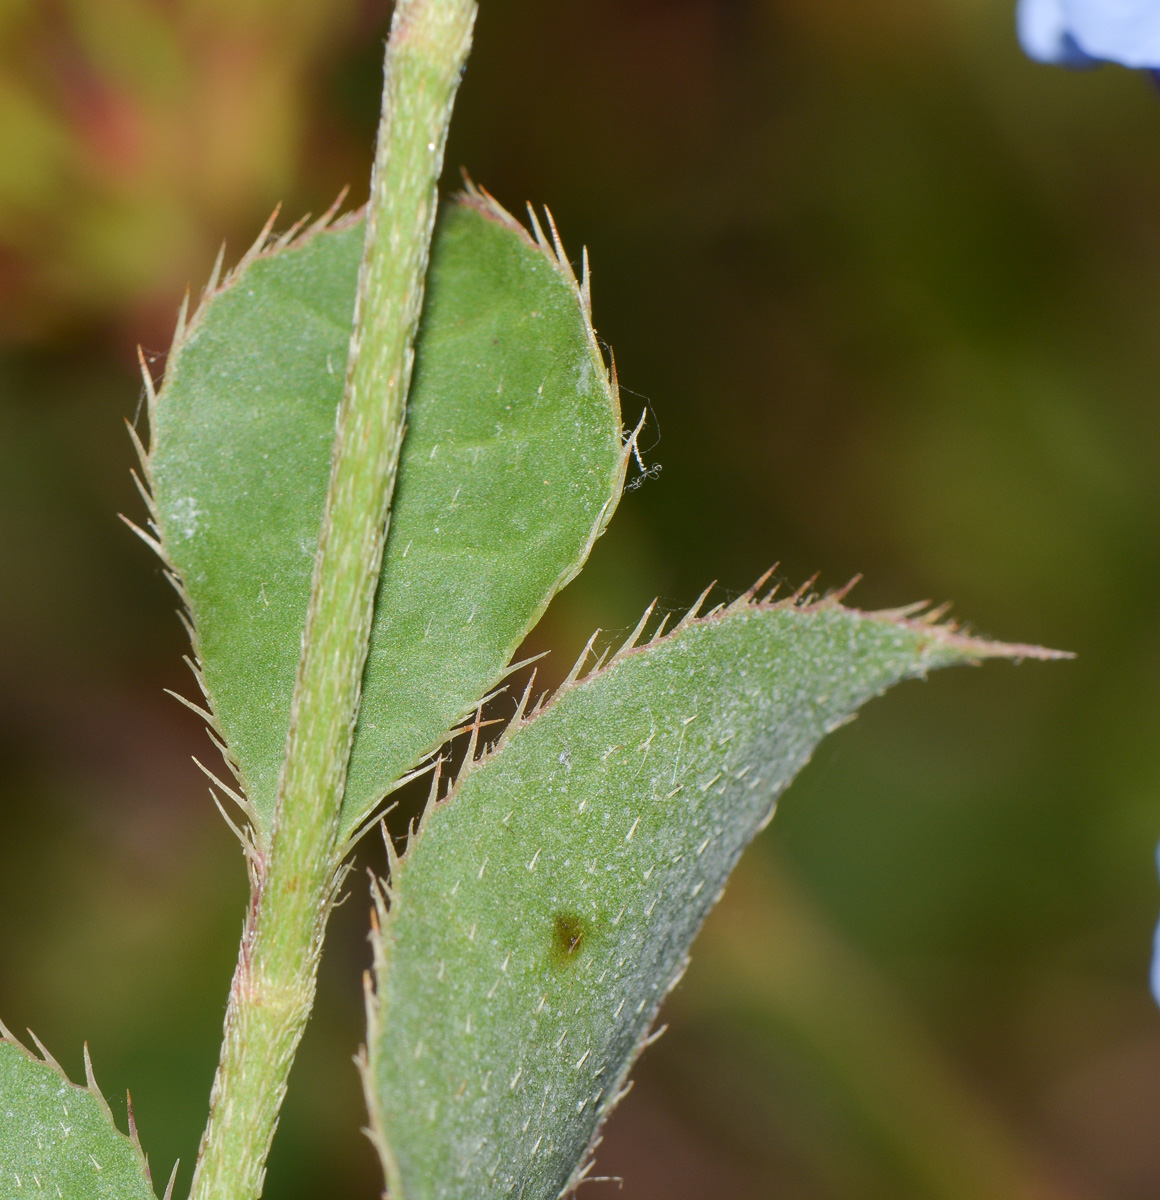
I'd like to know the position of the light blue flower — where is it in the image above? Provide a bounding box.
[1017,0,1160,68]
[1152,925,1160,1005]
[1153,842,1160,1006]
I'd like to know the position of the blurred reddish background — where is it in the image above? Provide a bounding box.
[2,2,1160,1197]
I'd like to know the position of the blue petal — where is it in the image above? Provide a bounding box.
[1066,0,1160,69]
[1152,919,1160,1006]
[1152,842,1160,1006]
[1017,0,1101,64]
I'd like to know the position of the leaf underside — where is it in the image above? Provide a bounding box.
[366,597,1033,1200]
[149,194,623,842]
[0,1036,156,1200]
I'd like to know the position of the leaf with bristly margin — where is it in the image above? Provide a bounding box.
[363,590,1064,1200]
[143,189,624,843]
[0,1026,163,1200]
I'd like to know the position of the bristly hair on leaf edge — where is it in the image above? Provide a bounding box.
[0,1016,179,1199]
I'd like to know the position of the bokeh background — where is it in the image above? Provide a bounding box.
[1,1,1158,1197]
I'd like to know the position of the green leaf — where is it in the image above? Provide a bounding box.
[0,1030,160,1200]
[145,192,624,841]
[364,591,1058,1199]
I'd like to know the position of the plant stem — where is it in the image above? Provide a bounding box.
[188,3,477,1196]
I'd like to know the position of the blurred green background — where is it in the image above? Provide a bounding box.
[1,1,1158,1197]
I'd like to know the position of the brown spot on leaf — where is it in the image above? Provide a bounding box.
[552,912,588,967]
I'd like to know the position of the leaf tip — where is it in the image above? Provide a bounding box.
[162,1159,180,1200]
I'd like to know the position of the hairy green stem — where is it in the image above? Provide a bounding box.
[188,3,478,1196]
